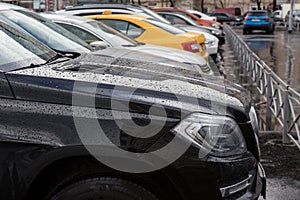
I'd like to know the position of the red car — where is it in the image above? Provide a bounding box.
[152,7,222,29]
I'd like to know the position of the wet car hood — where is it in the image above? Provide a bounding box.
[8,53,251,122]
[93,46,213,75]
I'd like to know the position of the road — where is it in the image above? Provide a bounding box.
[220,25,300,200]
[233,26,300,93]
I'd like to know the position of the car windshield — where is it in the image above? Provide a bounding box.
[248,11,267,16]
[175,14,199,26]
[0,20,56,71]
[141,7,171,24]
[0,10,90,53]
[87,20,140,46]
[144,18,185,35]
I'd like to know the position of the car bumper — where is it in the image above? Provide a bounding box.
[174,152,266,200]
[243,24,271,30]
[206,44,218,55]
[221,162,266,200]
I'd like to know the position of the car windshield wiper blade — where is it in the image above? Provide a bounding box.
[45,53,63,64]
[121,42,145,47]
[53,49,81,59]
[10,63,43,72]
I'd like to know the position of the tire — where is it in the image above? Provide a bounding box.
[243,29,247,34]
[50,177,159,200]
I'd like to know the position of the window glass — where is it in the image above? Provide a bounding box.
[127,23,144,38]
[164,14,188,25]
[100,19,144,38]
[144,18,185,35]
[0,10,90,53]
[0,20,56,71]
[87,20,139,46]
[58,23,100,44]
[248,11,267,16]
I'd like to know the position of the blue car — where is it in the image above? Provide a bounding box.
[243,10,275,34]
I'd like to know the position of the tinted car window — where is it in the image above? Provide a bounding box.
[144,18,185,35]
[100,19,144,38]
[57,23,100,44]
[0,10,90,53]
[87,20,140,46]
[0,21,55,71]
[163,14,188,25]
[248,11,267,16]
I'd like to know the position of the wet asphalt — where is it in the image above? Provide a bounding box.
[220,24,300,200]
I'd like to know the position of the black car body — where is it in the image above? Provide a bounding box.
[209,12,241,25]
[0,14,267,200]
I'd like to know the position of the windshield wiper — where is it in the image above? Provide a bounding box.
[10,63,43,72]
[53,49,81,59]
[121,42,145,47]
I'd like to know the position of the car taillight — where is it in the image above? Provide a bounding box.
[181,41,200,53]
[245,17,249,21]
[262,17,269,21]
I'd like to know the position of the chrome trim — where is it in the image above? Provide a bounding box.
[220,174,252,197]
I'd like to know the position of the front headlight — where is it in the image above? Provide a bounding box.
[205,40,215,47]
[172,113,247,157]
[249,106,261,158]
[211,23,220,29]
[211,30,221,36]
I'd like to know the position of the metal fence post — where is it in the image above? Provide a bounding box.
[266,72,272,130]
[283,90,291,143]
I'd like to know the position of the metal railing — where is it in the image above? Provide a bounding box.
[223,24,300,149]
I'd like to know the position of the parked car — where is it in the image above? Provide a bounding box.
[156,12,219,59]
[187,9,217,21]
[41,13,216,73]
[0,3,215,75]
[208,12,242,25]
[214,7,242,16]
[151,7,222,29]
[285,9,300,26]
[243,10,275,34]
[86,14,209,59]
[0,16,266,200]
[57,3,171,24]
[273,10,283,22]
[156,12,224,45]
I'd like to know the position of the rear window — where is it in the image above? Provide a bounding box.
[247,11,267,16]
[144,18,185,35]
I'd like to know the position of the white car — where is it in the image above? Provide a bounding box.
[188,10,217,21]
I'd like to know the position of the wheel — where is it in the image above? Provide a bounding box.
[243,29,247,34]
[49,177,159,200]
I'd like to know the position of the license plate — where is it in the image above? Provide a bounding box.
[252,19,260,22]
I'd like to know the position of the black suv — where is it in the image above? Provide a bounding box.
[1,7,265,200]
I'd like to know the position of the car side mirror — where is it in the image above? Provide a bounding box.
[90,41,108,50]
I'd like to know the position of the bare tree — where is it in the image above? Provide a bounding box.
[201,0,204,12]
[218,0,224,8]
[257,0,262,10]
[273,0,277,11]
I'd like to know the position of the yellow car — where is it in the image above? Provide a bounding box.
[86,14,208,59]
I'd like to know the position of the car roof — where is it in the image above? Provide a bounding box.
[42,13,95,24]
[64,4,144,11]
[248,10,268,13]
[90,14,148,20]
[0,2,25,10]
